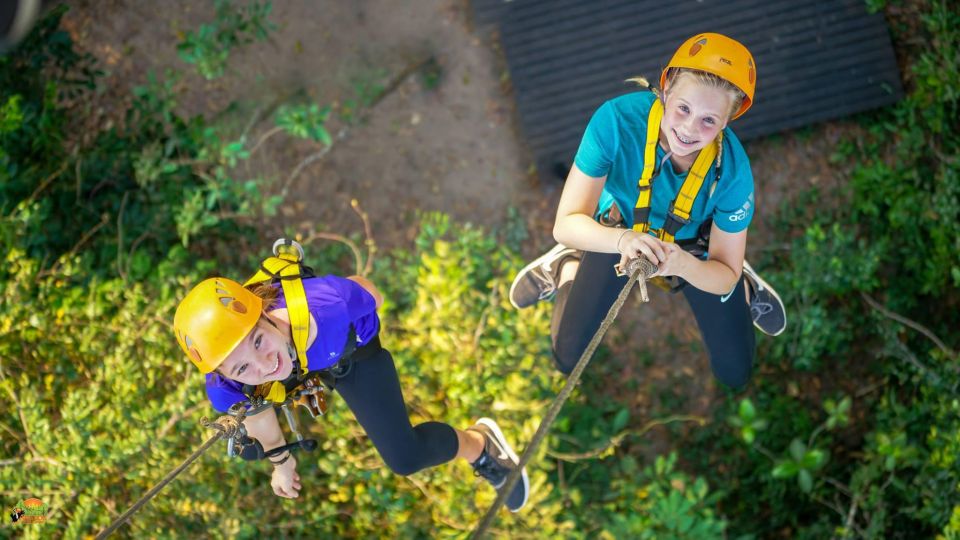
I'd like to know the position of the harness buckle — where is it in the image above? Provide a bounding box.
[293,376,329,418]
[633,207,651,227]
[658,201,692,238]
[666,201,692,225]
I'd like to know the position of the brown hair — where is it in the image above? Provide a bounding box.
[212,283,280,377]
[247,282,280,310]
[627,68,746,121]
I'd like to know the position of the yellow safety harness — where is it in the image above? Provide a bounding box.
[632,97,723,243]
[240,239,325,411]
[225,239,341,461]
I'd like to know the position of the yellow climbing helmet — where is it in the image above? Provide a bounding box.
[173,277,262,374]
[660,32,757,120]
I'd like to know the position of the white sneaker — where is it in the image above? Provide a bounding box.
[508,244,580,309]
[743,260,787,336]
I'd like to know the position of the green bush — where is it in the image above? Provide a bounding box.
[2,1,957,538]
[686,1,960,537]
[177,0,274,80]
[1,10,726,537]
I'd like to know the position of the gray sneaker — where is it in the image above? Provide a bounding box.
[468,418,529,513]
[509,244,580,309]
[743,260,786,336]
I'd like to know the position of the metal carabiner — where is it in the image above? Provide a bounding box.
[272,238,305,261]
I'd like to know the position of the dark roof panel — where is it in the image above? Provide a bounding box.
[472,0,903,178]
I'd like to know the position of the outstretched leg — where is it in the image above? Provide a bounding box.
[334,343,529,511]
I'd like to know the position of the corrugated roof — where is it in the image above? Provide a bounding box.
[472,0,903,179]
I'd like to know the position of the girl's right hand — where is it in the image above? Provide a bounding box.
[617,229,668,271]
[270,456,301,498]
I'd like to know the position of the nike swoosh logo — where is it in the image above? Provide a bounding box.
[720,288,735,303]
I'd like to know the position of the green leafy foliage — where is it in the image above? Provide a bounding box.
[1,1,957,538]
[688,1,960,537]
[599,454,727,540]
[275,103,332,144]
[728,398,768,444]
[176,0,275,80]
[0,15,723,535]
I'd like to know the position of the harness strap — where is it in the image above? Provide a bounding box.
[659,134,719,243]
[633,98,664,233]
[244,257,311,368]
[243,242,314,404]
[631,93,721,244]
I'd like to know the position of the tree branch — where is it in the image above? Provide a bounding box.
[547,415,706,461]
[14,162,69,215]
[37,213,110,280]
[247,125,284,156]
[861,292,955,358]
[350,198,377,276]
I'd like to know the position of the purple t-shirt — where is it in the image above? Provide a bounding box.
[204,275,380,412]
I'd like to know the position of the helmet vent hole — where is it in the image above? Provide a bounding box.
[219,296,232,307]
[231,301,247,314]
[689,38,707,56]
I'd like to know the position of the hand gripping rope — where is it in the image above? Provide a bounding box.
[470,256,658,538]
[95,409,249,539]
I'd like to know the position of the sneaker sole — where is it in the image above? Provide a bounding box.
[476,417,530,512]
[743,260,787,336]
[508,244,575,310]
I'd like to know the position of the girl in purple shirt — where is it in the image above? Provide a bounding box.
[174,274,529,512]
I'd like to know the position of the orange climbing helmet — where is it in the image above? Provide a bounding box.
[173,277,262,374]
[660,32,757,120]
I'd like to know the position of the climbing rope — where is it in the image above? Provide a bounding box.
[95,409,248,539]
[470,256,657,539]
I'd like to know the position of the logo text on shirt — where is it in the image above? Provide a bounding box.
[729,195,753,222]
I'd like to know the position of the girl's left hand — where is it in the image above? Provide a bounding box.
[270,457,301,499]
[652,243,694,278]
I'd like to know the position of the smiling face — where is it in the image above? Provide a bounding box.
[217,315,295,385]
[659,73,734,159]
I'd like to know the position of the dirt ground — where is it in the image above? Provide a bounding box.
[64,0,854,456]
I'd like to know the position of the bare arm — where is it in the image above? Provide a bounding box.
[243,407,289,456]
[347,275,383,308]
[243,407,301,498]
[555,163,669,265]
[666,224,746,294]
[555,163,743,293]
[553,164,622,251]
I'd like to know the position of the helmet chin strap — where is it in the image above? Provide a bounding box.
[287,341,301,379]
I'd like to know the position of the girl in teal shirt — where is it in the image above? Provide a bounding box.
[510,33,785,388]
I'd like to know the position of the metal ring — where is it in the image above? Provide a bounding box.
[272,238,305,261]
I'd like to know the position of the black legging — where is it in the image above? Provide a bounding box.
[550,250,755,388]
[333,341,460,475]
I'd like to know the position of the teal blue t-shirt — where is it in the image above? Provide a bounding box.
[574,91,754,241]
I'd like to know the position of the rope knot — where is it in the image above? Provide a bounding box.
[201,413,244,438]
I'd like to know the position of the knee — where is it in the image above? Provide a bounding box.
[717,368,752,390]
[551,346,576,376]
[711,353,754,390]
[380,453,424,477]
